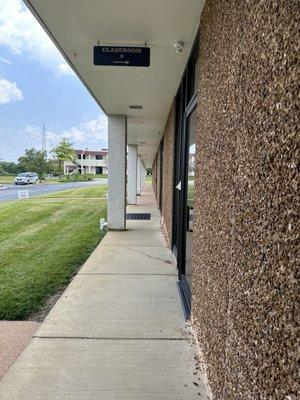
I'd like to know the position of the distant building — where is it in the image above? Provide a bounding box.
[64,149,108,175]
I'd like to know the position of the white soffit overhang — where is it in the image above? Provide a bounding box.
[24,0,204,167]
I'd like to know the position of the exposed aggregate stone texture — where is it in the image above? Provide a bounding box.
[192,0,299,399]
[161,102,175,246]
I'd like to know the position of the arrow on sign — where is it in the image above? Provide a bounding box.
[113,60,130,65]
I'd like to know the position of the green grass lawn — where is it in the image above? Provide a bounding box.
[0,176,63,185]
[0,186,107,320]
[0,175,108,185]
[41,185,107,198]
[95,174,107,179]
[145,175,152,185]
[46,174,107,184]
[0,175,14,184]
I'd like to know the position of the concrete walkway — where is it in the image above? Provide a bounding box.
[0,321,40,380]
[0,186,207,399]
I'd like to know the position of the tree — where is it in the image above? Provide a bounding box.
[18,148,50,179]
[51,138,75,177]
[47,160,61,177]
[0,161,21,175]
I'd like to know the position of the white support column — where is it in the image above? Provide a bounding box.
[137,156,141,196]
[141,162,146,188]
[81,153,84,174]
[108,115,127,230]
[127,145,137,204]
[141,162,145,189]
[140,161,145,190]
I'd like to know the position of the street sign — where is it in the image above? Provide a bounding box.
[93,46,150,67]
[17,190,29,199]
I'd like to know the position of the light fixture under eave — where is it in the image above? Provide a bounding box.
[174,41,185,53]
[129,105,144,110]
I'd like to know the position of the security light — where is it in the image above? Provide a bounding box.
[174,41,185,53]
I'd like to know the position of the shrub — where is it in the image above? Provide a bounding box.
[59,174,94,183]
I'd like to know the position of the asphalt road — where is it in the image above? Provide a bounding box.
[0,179,107,202]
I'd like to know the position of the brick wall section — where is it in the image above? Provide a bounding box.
[156,150,161,206]
[152,155,157,196]
[192,1,299,399]
[161,102,175,246]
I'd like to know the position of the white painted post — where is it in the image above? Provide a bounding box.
[141,162,145,188]
[127,145,137,204]
[140,162,143,191]
[140,160,145,191]
[137,156,141,195]
[108,115,127,230]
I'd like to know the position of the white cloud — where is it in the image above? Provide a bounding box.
[0,115,108,160]
[82,115,108,140]
[23,124,42,139]
[0,0,74,76]
[11,116,108,150]
[60,126,85,142]
[57,63,75,76]
[0,78,23,104]
[0,57,11,64]
[46,115,108,147]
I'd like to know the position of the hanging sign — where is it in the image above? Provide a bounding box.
[93,46,150,67]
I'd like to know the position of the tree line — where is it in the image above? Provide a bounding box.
[0,138,75,179]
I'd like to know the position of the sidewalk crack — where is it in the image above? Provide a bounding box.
[126,247,172,264]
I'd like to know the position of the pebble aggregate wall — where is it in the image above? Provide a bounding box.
[161,102,175,246]
[192,0,299,399]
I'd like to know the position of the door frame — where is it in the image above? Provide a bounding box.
[172,33,199,316]
[176,101,197,315]
[159,138,164,210]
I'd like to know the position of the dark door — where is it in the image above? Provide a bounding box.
[173,103,197,313]
[159,138,164,210]
[172,34,199,315]
[184,107,196,292]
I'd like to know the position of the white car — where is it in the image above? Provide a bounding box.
[14,172,39,185]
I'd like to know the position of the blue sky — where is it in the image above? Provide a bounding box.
[0,0,107,162]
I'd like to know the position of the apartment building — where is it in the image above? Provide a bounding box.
[64,149,108,175]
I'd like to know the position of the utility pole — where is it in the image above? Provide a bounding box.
[42,123,46,153]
